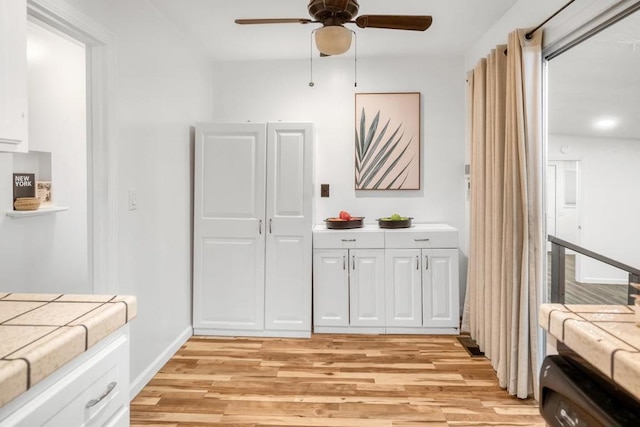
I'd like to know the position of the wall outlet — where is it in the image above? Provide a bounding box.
[128,188,137,210]
[321,184,330,198]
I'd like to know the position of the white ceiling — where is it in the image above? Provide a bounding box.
[147,0,520,61]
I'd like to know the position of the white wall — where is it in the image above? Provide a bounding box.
[549,134,640,284]
[23,0,214,396]
[211,55,467,297]
[211,56,466,230]
[0,21,87,294]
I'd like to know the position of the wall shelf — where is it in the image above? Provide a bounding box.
[6,206,69,218]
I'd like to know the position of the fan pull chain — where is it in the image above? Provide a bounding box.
[309,30,315,87]
[353,30,357,87]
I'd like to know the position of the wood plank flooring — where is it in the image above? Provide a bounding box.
[549,254,629,304]
[130,335,545,426]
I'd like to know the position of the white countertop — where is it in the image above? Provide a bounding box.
[0,293,137,407]
[313,222,458,232]
[540,303,640,401]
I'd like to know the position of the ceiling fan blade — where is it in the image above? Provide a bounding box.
[235,18,313,25]
[354,15,433,31]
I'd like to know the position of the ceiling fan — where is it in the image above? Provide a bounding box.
[235,0,433,56]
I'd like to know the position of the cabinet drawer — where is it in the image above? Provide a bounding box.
[313,230,384,249]
[385,229,458,249]
[2,330,129,427]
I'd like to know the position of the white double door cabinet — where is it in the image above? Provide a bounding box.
[385,248,459,329]
[193,122,313,337]
[313,249,386,329]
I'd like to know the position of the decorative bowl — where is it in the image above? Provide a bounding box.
[325,217,364,229]
[377,217,413,229]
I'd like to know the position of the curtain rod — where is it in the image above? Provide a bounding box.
[525,0,577,39]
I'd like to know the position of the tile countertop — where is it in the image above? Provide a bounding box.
[539,303,640,401]
[0,293,137,408]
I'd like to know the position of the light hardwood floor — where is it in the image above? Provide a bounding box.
[130,334,545,426]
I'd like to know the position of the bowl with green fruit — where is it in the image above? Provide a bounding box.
[377,214,413,229]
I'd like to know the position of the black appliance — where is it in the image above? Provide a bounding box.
[540,353,640,426]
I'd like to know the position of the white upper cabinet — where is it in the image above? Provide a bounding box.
[0,0,28,152]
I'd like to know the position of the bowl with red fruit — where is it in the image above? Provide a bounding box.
[324,211,364,229]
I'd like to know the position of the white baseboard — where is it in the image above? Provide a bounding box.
[129,325,193,400]
[579,277,627,285]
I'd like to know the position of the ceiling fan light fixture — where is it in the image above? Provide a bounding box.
[315,25,352,55]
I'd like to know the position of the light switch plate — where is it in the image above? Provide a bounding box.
[128,188,137,210]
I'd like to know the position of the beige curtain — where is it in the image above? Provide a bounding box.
[464,29,543,399]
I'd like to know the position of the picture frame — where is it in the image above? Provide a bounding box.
[355,92,421,190]
[36,181,52,206]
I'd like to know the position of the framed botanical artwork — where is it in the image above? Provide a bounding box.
[354,92,421,190]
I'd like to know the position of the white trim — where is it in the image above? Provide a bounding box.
[129,326,193,400]
[193,329,311,338]
[27,0,118,294]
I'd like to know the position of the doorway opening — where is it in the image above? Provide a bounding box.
[24,19,88,293]
[27,0,117,294]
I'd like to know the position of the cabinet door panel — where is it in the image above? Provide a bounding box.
[350,249,385,327]
[196,238,264,329]
[193,123,266,330]
[0,0,27,151]
[313,250,349,326]
[423,248,459,328]
[265,123,312,332]
[385,249,422,327]
[265,235,309,331]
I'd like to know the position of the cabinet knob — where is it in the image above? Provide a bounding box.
[269,218,272,234]
[425,255,429,270]
[414,238,430,242]
[416,255,419,270]
[341,239,356,242]
[259,219,262,234]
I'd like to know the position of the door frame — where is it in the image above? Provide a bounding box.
[27,0,117,293]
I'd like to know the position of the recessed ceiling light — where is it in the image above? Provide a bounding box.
[593,117,619,130]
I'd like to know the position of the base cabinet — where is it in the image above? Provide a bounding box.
[313,224,460,334]
[385,249,423,327]
[422,248,459,328]
[0,326,130,427]
[313,249,385,330]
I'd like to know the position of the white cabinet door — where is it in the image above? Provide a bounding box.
[385,249,422,327]
[422,248,459,328]
[193,123,266,331]
[265,122,312,332]
[313,249,349,327]
[350,249,385,327]
[0,0,28,152]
